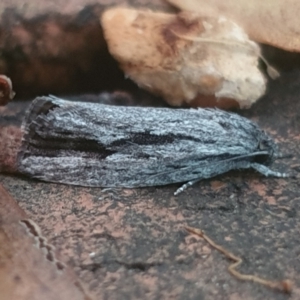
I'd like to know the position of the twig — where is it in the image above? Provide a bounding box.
[185,226,292,294]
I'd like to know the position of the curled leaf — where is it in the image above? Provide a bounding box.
[167,0,300,52]
[101,8,266,109]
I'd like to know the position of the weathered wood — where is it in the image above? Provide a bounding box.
[0,184,92,300]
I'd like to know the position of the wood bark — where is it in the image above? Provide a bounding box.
[0,184,92,300]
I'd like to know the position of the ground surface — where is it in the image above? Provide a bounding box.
[1,71,300,299]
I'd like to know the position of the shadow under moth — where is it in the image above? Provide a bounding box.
[18,96,288,195]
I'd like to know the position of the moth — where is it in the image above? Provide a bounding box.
[18,96,288,195]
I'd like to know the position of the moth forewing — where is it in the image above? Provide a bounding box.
[18,96,288,194]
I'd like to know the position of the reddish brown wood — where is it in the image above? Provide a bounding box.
[0,184,93,300]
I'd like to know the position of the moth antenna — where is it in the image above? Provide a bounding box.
[274,152,293,159]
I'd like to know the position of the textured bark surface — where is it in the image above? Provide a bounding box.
[0,184,92,300]
[1,70,300,299]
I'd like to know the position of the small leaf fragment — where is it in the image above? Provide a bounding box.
[0,75,15,106]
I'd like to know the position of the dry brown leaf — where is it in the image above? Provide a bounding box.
[167,0,300,52]
[101,7,266,109]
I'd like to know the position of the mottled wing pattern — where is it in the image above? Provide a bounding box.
[18,96,280,188]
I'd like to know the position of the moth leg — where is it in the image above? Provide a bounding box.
[174,179,201,196]
[174,162,289,196]
[251,163,289,178]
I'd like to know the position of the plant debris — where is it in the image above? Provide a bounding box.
[185,226,292,294]
[101,8,266,109]
[0,75,15,106]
